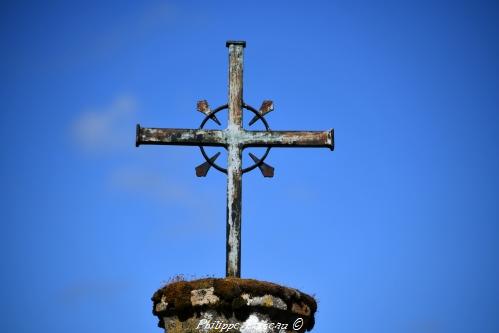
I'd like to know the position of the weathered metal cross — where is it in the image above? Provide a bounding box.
[136,41,334,278]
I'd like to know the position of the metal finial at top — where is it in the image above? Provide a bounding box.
[226,40,246,48]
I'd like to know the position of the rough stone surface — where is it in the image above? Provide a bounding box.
[291,303,311,316]
[155,295,169,313]
[191,287,220,306]
[241,294,287,310]
[164,311,302,333]
[152,278,317,332]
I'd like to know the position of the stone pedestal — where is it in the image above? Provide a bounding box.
[152,278,317,333]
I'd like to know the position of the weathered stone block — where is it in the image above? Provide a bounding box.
[152,278,317,333]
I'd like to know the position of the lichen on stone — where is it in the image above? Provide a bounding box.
[191,287,220,306]
[151,277,317,331]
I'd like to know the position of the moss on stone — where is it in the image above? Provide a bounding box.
[152,277,317,331]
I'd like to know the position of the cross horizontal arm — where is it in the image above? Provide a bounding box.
[136,125,225,147]
[242,129,334,150]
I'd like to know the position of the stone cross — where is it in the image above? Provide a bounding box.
[136,41,334,278]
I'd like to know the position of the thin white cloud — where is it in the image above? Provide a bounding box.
[71,95,136,153]
[71,95,219,236]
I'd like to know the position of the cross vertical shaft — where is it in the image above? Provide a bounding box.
[226,41,245,277]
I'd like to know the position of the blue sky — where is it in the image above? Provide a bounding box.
[1,1,499,332]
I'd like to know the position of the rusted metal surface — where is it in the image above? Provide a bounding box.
[136,40,334,279]
[137,126,333,151]
[136,125,225,147]
[243,129,334,149]
[248,100,274,126]
[226,144,242,277]
[226,41,245,278]
[249,153,274,178]
[195,152,221,177]
[197,100,221,125]
[227,43,244,130]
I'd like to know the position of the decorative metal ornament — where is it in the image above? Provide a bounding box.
[196,102,274,177]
